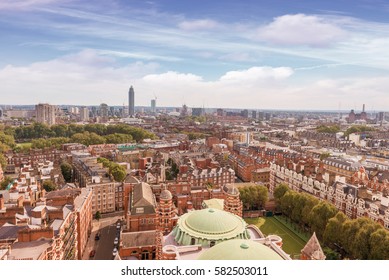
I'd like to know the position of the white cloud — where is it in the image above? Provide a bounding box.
[178,19,220,31]
[0,0,60,10]
[143,71,203,84]
[1,51,389,110]
[219,67,294,82]
[257,14,346,47]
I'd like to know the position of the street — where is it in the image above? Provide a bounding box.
[82,214,123,260]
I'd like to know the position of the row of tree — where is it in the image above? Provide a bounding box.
[344,125,375,137]
[11,123,156,142]
[30,132,135,149]
[316,125,340,134]
[97,157,127,182]
[324,212,389,259]
[274,184,389,259]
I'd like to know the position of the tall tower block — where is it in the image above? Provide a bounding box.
[128,86,135,117]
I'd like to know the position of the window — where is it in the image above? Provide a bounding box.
[136,208,144,214]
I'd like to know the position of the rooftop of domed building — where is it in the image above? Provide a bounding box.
[172,208,249,247]
[197,239,284,260]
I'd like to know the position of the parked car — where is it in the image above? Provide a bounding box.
[116,222,121,230]
[89,250,96,258]
[112,248,118,257]
[95,232,100,240]
[114,237,118,245]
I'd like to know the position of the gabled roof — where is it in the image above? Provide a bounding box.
[301,232,326,260]
[130,182,156,215]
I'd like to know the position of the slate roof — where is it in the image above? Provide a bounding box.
[130,182,156,215]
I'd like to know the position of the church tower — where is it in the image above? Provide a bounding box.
[157,189,176,235]
[223,184,243,217]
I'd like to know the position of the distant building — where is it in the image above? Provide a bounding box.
[241,109,249,118]
[348,104,367,123]
[216,109,225,116]
[129,86,135,116]
[99,103,109,122]
[35,103,56,125]
[80,106,89,122]
[251,110,257,119]
[151,99,156,114]
[192,107,204,117]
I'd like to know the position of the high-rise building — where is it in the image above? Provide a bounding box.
[99,103,109,122]
[151,99,156,114]
[80,106,89,122]
[35,103,56,125]
[128,86,135,116]
[192,107,204,117]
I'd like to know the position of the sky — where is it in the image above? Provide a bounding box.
[1,0,389,110]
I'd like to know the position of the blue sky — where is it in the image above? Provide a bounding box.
[1,0,389,110]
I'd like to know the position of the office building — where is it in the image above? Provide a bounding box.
[151,99,156,114]
[80,107,89,122]
[129,86,135,116]
[35,103,56,125]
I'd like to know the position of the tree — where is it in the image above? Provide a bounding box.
[301,195,319,226]
[0,176,13,190]
[291,193,308,224]
[274,184,289,204]
[280,191,294,216]
[340,219,359,257]
[42,180,57,192]
[323,211,348,246]
[323,247,341,260]
[95,211,101,221]
[239,185,268,210]
[61,162,73,183]
[350,218,380,259]
[0,131,15,148]
[0,153,7,169]
[308,202,337,240]
[316,125,340,134]
[320,152,331,161]
[369,229,389,259]
[110,165,126,182]
[104,133,133,144]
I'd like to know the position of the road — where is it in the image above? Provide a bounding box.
[94,223,118,260]
[82,214,123,260]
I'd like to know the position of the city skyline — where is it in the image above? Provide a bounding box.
[1,1,389,110]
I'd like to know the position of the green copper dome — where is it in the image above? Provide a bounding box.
[197,239,284,260]
[172,208,249,247]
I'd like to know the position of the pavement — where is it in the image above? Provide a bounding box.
[82,214,124,260]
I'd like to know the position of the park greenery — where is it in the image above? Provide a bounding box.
[12,123,155,143]
[97,157,127,182]
[344,125,375,137]
[239,185,269,210]
[0,123,156,162]
[316,125,340,134]
[274,184,389,259]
